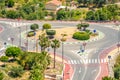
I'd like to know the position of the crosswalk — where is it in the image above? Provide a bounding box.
[67,59,108,64]
[0,21,32,27]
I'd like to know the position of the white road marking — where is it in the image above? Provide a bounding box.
[79,67,81,73]
[67,59,108,64]
[91,69,97,74]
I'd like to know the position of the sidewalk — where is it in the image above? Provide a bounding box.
[96,45,117,80]
[50,53,74,80]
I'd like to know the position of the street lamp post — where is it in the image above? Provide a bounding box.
[108,55,111,74]
[24,42,28,51]
[62,41,64,64]
[115,21,120,52]
[18,27,21,47]
[34,31,36,51]
[17,17,21,47]
[61,34,67,80]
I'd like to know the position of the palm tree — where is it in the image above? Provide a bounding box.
[39,33,51,52]
[51,39,60,68]
[77,23,89,31]
[77,23,82,31]
[82,23,89,31]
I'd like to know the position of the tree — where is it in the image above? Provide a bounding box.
[26,13,37,20]
[81,23,89,31]
[56,9,67,20]
[9,66,24,78]
[30,23,39,31]
[5,47,22,59]
[77,24,82,31]
[20,3,35,14]
[7,0,14,7]
[106,4,119,20]
[6,10,19,19]
[0,56,8,66]
[86,10,95,20]
[29,52,51,80]
[39,33,51,52]
[0,0,5,9]
[51,39,60,68]
[42,23,51,30]
[94,0,106,7]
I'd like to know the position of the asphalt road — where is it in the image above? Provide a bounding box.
[0,20,118,80]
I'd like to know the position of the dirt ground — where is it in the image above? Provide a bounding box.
[31,27,78,41]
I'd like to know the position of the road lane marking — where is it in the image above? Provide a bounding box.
[92,69,97,74]
[79,67,81,73]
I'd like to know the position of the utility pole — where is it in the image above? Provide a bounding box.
[26,26,28,51]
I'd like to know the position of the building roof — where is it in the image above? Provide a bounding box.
[46,0,62,6]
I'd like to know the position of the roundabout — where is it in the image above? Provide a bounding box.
[0,20,118,80]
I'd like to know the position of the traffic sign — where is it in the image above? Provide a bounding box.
[81,50,84,53]
[83,42,87,46]
[93,30,96,33]
[108,55,111,59]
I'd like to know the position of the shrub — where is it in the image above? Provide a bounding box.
[27,31,35,37]
[0,71,4,80]
[9,66,24,78]
[46,30,56,39]
[42,23,51,30]
[0,56,9,62]
[30,24,39,31]
[72,32,90,40]
[0,56,9,66]
[91,32,98,36]
[61,37,67,42]
[46,30,56,35]
[85,29,92,34]
[5,47,22,60]
[6,10,19,19]
[114,66,120,79]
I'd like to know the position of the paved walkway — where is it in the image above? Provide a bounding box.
[49,53,73,80]
[96,45,117,80]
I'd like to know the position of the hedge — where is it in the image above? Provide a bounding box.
[27,31,35,37]
[72,32,90,40]
[46,30,56,35]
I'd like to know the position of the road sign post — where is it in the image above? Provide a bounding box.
[11,37,14,46]
[4,42,7,48]
[117,43,120,53]
[82,42,87,51]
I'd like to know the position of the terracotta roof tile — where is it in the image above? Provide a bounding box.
[46,0,62,6]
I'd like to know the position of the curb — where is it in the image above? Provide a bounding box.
[21,29,105,45]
